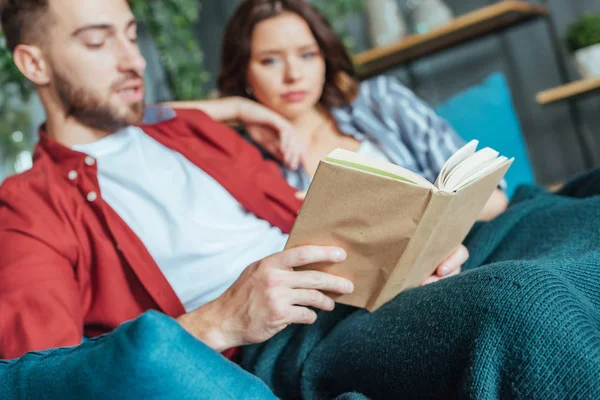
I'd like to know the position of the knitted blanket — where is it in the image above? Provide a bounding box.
[241,168,600,400]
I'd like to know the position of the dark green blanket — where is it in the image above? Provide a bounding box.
[241,168,600,400]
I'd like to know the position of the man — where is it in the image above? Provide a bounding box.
[0,0,464,360]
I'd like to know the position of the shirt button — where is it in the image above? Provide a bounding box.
[68,170,78,180]
[85,156,96,166]
[87,191,98,202]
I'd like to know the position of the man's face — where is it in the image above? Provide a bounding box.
[45,0,147,132]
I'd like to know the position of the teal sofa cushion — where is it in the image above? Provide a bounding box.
[435,72,535,197]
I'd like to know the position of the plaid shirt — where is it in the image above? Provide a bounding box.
[284,76,474,191]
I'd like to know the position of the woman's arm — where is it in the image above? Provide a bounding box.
[478,188,509,221]
[164,97,304,169]
[163,97,243,123]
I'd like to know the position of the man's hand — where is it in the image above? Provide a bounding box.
[177,246,353,352]
[238,98,305,170]
[421,244,469,286]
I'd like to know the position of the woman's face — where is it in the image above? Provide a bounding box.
[246,12,326,121]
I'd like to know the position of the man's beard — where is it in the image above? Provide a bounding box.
[53,70,145,133]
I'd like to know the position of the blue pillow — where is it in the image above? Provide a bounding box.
[435,72,535,197]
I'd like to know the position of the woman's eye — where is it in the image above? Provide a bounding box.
[301,51,320,60]
[260,57,277,66]
[129,36,138,44]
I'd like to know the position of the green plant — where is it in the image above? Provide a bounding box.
[130,0,209,100]
[0,36,33,168]
[311,0,364,51]
[0,37,31,99]
[566,13,600,53]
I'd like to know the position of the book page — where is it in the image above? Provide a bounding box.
[326,148,435,189]
[453,157,512,190]
[434,140,478,188]
[441,147,499,191]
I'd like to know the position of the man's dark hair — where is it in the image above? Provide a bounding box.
[1,0,51,53]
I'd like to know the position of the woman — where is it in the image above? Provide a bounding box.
[173,0,491,284]
[216,0,508,222]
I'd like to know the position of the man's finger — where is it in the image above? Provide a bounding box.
[285,306,318,325]
[285,270,353,294]
[279,246,347,269]
[290,289,335,311]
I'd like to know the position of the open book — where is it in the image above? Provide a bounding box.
[285,140,513,311]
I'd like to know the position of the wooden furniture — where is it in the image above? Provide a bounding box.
[353,0,595,169]
[353,1,548,79]
[536,78,600,105]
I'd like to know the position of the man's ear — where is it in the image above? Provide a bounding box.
[12,44,51,86]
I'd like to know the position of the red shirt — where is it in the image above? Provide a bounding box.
[0,108,302,359]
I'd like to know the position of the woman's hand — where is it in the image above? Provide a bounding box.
[164,97,304,170]
[237,99,305,170]
[421,244,469,286]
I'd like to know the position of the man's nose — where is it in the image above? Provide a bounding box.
[117,40,147,75]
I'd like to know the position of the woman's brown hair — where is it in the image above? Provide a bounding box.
[218,0,359,110]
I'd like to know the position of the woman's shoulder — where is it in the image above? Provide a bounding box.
[355,75,416,104]
[338,75,432,121]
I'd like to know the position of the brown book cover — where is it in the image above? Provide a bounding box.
[285,141,513,311]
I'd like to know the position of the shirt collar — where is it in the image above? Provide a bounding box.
[34,105,176,175]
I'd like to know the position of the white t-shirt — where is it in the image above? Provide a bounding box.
[74,127,288,312]
[356,140,392,163]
